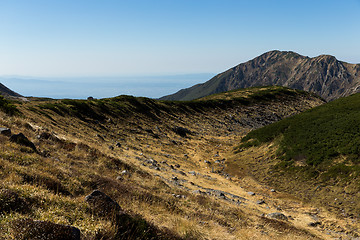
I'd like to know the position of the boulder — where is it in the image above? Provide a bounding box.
[173,126,191,137]
[85,190,122,217]
[12,218,80,240]
[266,212,288,221]
[0,127,11,136]
[9,133,37,152]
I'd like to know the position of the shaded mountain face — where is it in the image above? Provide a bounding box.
[0,83,23,98]
[161,51,360,101]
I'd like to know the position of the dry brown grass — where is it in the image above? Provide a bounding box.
[0,89,343,239]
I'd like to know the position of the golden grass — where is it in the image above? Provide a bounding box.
[0,90,346,239]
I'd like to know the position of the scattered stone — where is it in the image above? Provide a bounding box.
[37,132,52,140]
[188,171,196,176]
[219,192,226,199]
[9,133,37,152]
[115,142,121,147]
[109,145,114,150]
[178,171,187,176]
[175,164,180,168]
[266,212,288,221]
[173,126,191,137]
[215,160,221,163]
[154,167,160,171]
[270,189,276,192]
[204,160,211,164]
[192,190,205,195]
[85,190,122,217]
[172,176,178,181]
[121,170,130,176]
[308,221,321,227]
[257,200,266,205]
[12,218,80,240]
[0,127,11,136]
[247,192,255,196]
[116,176,123,181]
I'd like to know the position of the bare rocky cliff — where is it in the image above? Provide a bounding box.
[161,51,360,101]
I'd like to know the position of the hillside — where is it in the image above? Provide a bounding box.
[160,50,360,101]
[0,86,349,240]
[0,83,24,99]
[233,92,360,231]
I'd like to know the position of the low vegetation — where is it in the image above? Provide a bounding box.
[236,92,360,218]
[2,87,355,239]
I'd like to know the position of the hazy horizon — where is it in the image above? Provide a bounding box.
[0,73,214,99]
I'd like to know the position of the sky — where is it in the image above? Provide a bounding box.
[0,0,359,98]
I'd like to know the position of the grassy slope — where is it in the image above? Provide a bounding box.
[0,87,336,239]
[235,93,360,218]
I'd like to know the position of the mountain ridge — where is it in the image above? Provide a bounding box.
[0,82,24,99]
[160,50,360,101]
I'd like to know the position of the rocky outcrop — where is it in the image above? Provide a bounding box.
[9,133,37,152]
[85,190,122,217]
[161,51,360,101]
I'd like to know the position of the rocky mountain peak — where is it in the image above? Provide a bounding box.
[161,51,360,101]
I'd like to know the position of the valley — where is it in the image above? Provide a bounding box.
[1,86,358,239]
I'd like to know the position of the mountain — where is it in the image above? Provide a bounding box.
[3,87,352,239]
[0,82,24,98]
[160,50,360,101]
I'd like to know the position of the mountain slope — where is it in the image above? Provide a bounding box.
[233,92,360,221]
[161,50,360,101]
[0,87,338,239]
[0,83,23,98]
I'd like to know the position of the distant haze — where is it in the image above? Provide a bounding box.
[0,74,214,99]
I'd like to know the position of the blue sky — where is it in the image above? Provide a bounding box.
[0,0,359,98]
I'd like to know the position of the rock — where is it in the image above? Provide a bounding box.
[175,164,180,168]
[204,160,211,164]
[0,127,11,136]
[188,171,196,176]
[87,96,94,100]
[266,212,288,221]
[192,190,205,195]
[172,176,178,181]
[116,142,121,147]
[178,171,187,176]
[37,132,52,140]
[12,218,80,240]
[9,133,37,152]
[257,200,266,205]
[215,160,221,163]
[173,126,191,137]
[308,221,321,227]
[121,170,129,175]
[116,176,123,181]
[247,192,255,196]
[85,190,122,217]
[109,145,114,150]
[270,189,276,192]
